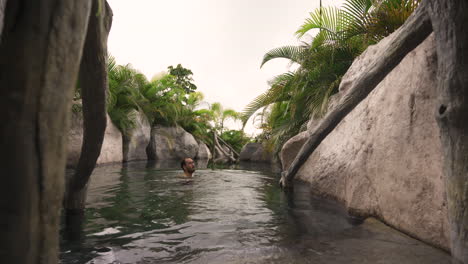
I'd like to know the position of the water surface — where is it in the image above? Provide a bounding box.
[60,161,451,264]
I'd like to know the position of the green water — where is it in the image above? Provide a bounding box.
[60,161,451,264]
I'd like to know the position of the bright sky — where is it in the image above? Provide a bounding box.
[107,0,344,135]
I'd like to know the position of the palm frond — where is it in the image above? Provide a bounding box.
[261,46,308,68]
[296,6,345,43]
[245,0,422,155]
[241,72,295,125]
[186,91,205,110]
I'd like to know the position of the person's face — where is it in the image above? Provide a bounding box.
[184,158,196,173]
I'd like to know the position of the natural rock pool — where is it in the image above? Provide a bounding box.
[60,161,451,264]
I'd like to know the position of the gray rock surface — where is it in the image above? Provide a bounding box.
[239,143,272,162]
[280,132,308,167]
[280,34,449,249]
[67,109,123,167]
[147,125,199,160]
[195,141,212,160]
[123,110,151,162]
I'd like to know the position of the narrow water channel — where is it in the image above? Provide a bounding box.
[60,161,451,264]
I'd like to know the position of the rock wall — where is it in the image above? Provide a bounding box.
[68,110,211,166]
[123,110,151,162]
[281,34,449,249]
[195,141,212,160]
[147,125,199,161]
[67,109,123,167]
[239,142,272,163]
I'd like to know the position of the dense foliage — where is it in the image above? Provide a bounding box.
[219,130,251,154]
[243,0,421,153]
[168,64,198,93]
[104,59,249,151]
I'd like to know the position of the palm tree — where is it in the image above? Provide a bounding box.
[208,102,241,134]
[107,56,150,135]
[177,91,215,143]
[296,0,421,44]
[242,0,422,153]
[140,73,187,126]
[106,59,250,156]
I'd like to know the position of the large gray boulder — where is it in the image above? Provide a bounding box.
[67,109,123,167]
[99,115,124,164]
[123,110,151,162]
[146,125,199,160]
[195,141,212,160]
[281,34,449,249]
[280,132,308,168]
[239,142,272,162]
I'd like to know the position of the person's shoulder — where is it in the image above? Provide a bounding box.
[178,173,194,179]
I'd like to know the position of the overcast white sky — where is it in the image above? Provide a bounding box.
[107,0,344,134]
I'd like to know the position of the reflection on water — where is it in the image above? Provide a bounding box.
[60,161,451,264]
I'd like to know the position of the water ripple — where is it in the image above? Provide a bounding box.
[61,162,451,264]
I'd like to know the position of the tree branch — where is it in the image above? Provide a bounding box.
[214,132,236,163]
[216,135,240,157]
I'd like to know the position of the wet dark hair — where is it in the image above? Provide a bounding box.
[181,158,192,170]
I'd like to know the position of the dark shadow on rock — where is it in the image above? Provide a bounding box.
[285,180,353,237]
[62,209,86,242]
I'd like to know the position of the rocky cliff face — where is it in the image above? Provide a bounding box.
[195,141,212,160]
[67,109,123,167]
[146,125,200,161]
[68,110,212,166]
[123,110,151,162]
[280,34,449,249]
[239,143,272,163]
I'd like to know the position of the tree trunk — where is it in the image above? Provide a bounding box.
[280,1,433,188]
[428,0,468,262]
[211,131,216,168]
[0,0,6,38]
[214,132,236,163]
[65,0,113,212]
[217,135,240,157]
[0,1,92,263]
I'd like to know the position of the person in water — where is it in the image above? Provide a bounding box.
[181,157,196,178]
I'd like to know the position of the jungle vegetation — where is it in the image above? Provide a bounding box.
[242,0,421,154]
[79,59,251,153]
